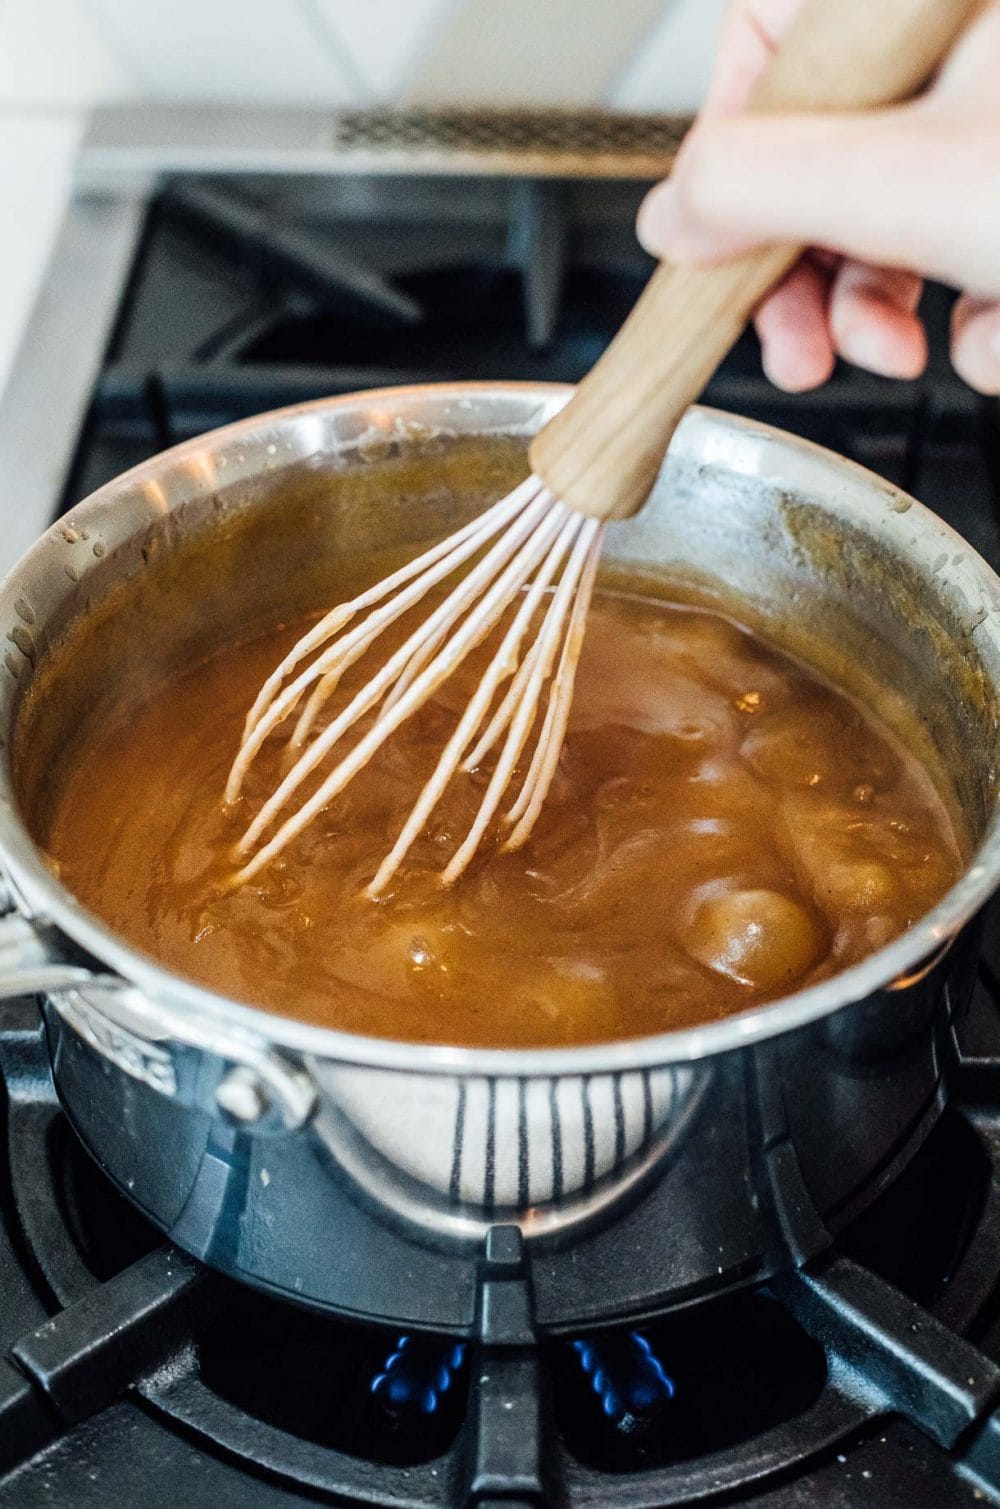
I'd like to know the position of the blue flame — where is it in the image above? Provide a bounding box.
[371,1335,467,1416]
[572,1331,675,1422]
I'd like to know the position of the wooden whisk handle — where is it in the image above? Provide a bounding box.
[530,0,981,522]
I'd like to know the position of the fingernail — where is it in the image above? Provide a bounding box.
[952,309,1000,396]
[839,323,894,378]
[637,181,680,257]
[761,341,834,395]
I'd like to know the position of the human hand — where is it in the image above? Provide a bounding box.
[637,0,1000,395]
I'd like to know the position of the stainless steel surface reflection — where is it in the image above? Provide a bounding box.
[0,385,998,1325]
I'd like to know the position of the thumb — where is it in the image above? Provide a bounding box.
[638,106,1000,299]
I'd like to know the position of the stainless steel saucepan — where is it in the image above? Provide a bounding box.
[1,384,999,1330]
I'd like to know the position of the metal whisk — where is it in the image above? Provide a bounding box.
[224,0,975,896]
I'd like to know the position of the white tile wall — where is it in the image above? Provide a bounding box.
[0,0,723,408]
[397,0,667,109]
[0,0,722,113]
[0,0,133,106]
[311,0,458,104]
[83,0,363,105]
[614,0,729,112]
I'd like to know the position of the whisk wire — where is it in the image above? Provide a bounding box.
[283,481,546,753]
[232,485,563,883]
[237,478,538,750]
[438,517,601,889]
[504,522,604,847]
[367,510,586,896]
[227,477,604,892]
[226,479,549,808]
[462,614,549,771]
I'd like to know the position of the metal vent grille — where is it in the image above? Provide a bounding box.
[329,110,690,178]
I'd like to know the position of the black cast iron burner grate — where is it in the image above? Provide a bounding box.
[5,975,1000,1507]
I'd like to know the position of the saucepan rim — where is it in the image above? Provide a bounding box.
[2,381,999,1076]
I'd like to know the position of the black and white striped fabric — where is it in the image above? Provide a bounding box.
[318,1065,695,1211]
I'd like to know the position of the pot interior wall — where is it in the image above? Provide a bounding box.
[7,416,1000,870]
[11,434,528,824]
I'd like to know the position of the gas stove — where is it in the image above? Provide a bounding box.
[6,962,1000,1507]
[4,120,1000,1505]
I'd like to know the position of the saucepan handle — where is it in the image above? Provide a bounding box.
[0,882,316,1132]
[0,905,102,998]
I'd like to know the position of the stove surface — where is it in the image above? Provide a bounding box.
[4,173,1000,1506]
[5,964,1000,1507]
[60,175,1000,567]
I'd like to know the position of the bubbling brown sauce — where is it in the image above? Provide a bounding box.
[39,589,964,1048]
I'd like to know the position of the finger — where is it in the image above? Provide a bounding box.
[638,108,1000,297]
[703,0,806,115]
[951,295,1000,396]
[829,262,927,379]
[753,256,835,392]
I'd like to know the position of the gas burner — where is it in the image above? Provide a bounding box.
[5,959,1000,1506]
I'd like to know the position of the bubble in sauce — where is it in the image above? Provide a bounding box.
[684,888,824,991]
[742,706,896,792]
[409,937,433,968]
